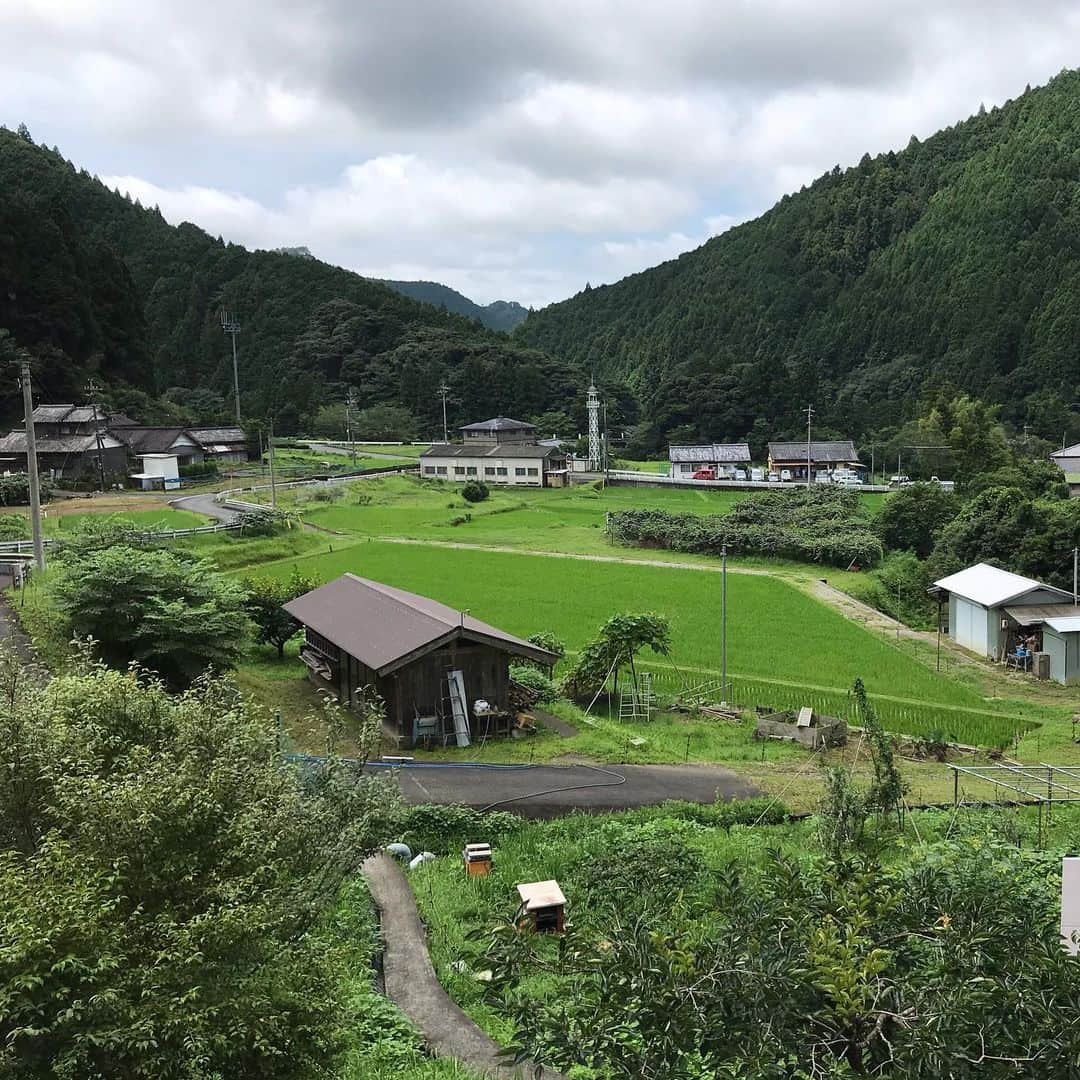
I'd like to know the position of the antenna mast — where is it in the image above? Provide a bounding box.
[220,309,242,424]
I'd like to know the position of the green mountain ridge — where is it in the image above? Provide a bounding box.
[0,128,577,433]
[516,70,1080,450]
[380,279,528,332]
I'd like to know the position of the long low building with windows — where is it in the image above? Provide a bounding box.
[420,416,567,487]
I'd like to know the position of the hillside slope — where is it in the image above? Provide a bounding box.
[381,279,528,332]
[0,128,574,431]
[517,70,1080,447]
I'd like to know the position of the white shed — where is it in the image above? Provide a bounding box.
[131,453,181,491]
[1042,615,1080,685]
[933,563,1072,660]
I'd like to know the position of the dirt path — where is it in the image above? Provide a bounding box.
[363,853,567,1079]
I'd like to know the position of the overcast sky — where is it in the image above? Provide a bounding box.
[2,1,1078,308]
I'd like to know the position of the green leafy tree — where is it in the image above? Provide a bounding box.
[353,403,419,441]
[0,649,401,1078]
[461,480,489,503]
[875,482,959,558]
[50,546,251,687]
[244,569,316,658]
[853,678,908,829]
[561,612,671,700]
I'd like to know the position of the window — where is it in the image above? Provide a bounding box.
[484,467,496,476]
[423,466,437,475]
[515,467,527,476]
[497,467,508,476]
[436,467,448,475]
[454,466,466,475]
[527,468,538,476]
[466,466,478,475]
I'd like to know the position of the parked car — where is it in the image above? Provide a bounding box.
[692,468,716,480]
[780,469,792,482]
[930,476,956,492]
[888,474,912,487]
[750,468,764,482]
[767,472,780,483]
[732,468,747,481]
[836,475,864,487]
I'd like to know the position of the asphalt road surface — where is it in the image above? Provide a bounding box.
[379,761,759,818]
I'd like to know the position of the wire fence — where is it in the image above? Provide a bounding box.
[641,665,1035,749]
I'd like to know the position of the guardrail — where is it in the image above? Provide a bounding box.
[0,520,241,555]
[214,463,418,505]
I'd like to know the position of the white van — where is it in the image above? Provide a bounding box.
[750,468,764,482]
[780,469,792,482]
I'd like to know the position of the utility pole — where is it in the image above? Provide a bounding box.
[804,404,814,487]
[345,388,358,466]
[220,310,242,425]
[19,363,45,572]
[85,378,107,492]
[267,416,278,509]
[1074,546,1078,607]
[437,384,450,444]
[721,542,728,705]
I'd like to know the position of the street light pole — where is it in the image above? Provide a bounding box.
[19,362,45,572]
[437,384,450,444]
[804,404,814,487]
[268,417,278,509]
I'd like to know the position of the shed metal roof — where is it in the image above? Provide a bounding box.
[668,443,751,463]
[1004,603,1080,625]
[934,563,1072,608]
[1051,444,1080,459]
[459,417,534,432]
[768,440,858,463]
[283,573,558,676]
[112,427,198,454]
[1046,616,1080,634]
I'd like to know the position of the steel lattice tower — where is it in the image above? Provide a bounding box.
[586,382,601,469]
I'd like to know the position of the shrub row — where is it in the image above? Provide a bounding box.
[606,506,883,568]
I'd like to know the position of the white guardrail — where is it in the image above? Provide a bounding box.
[599,469,892,493]
[0,520,241,556]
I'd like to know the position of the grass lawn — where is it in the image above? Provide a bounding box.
[42,507,207,534]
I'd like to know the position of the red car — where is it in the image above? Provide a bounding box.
[692,468,716,480]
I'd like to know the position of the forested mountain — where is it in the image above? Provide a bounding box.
[381,279,528,332]
[517,70,1080,451]
[0,126,575,433]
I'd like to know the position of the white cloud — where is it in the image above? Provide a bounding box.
[6,0,1080,306]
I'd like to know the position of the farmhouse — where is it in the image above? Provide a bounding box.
[421,416,567,487]
[668,443,752,478]
[767,440,862,482]
[932,563,1080,681]
[111,426,205,464]
[0,404,128,480]
[284,573,559,747]
[1051,443,1080,498]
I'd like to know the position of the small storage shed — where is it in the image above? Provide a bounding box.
[284,573,559,747]
[1042,616,1080,685]
[933,563,1073,660]
[131,452,180,491]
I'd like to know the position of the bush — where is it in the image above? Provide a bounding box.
[178,460,219,480]
[0,514,29,541]
[235,508,289,536]
[0,472,53,505]
[875,482,959,558]
[527,631,566,661]
[398,804,524,855]
[606,487,883,569]
[461,480,489,503]
[509,664,557,703]
[449,513,472,526]
[309,483,344,503]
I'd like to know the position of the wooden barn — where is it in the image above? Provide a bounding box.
[284,573,559,747]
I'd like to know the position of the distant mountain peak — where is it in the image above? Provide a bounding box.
[379,279,527,333]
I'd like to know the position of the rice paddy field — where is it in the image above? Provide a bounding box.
[251,538,1046,750]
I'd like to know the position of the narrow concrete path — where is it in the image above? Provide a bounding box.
[304,440,414,460]
[363,853,568,1079]
[0,592,49,682]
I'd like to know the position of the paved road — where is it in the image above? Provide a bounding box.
[304,440,413,460]
[379,761,759,818]
[364,853,567,1079]
[169,491,243,523]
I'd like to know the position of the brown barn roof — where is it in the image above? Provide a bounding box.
[283,573,558,676]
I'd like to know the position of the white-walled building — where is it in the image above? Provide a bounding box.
[131,453,181,491]
[1051,443,1080,498]
[420,417,567,487]
[668,443,752,478]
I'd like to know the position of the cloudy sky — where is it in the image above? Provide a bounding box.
[2,1,1078,308]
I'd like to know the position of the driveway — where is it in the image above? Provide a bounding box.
[375,761,759,818]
